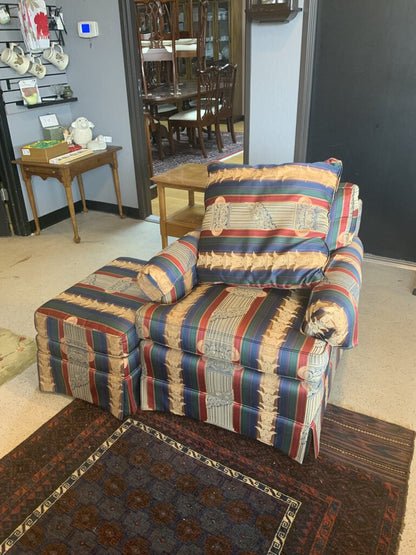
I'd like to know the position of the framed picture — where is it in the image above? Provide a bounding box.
[246,0,302,23]
[19,78,42,106]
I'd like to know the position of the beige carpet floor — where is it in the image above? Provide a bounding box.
[0,210,415,553]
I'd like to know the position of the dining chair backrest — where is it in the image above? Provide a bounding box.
[135,0,179,94]
[218,63,237,119]
[196,65,220,125]
[135,0,177,45]
[195,0,208,71]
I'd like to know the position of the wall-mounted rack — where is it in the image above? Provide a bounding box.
[0,3,72,110]
[16,96,77,109]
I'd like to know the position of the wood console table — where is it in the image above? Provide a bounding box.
[13,146,125,243]
[151,163,208,248]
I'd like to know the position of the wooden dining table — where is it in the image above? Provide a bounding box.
[142,81,198,118]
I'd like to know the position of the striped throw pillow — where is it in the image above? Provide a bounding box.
[326,182,362,251]
[196,159,343,289]
[301,237,363,348]
[137,231,199,303]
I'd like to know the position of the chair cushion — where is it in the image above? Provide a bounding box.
[196,159,343,289]
[137,231,199,303]
[136,282,332,382]
[326,182,361,251]
[35,258,148,358]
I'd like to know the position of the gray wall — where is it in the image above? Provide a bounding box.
[2,0,138,223]
[62,0,138,209]
[246,2,304,165]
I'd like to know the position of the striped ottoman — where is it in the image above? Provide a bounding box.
[35,257,148,419]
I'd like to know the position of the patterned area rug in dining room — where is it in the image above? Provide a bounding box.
[152,131,244,175]
[0,400,414,554]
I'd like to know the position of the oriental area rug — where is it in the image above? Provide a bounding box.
[152,131,244,175]
[0,328,36,386]
[0,401,414,554]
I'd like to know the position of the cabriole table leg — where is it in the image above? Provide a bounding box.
[21,168,40,235]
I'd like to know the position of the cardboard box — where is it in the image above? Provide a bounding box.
[20,140,69,162]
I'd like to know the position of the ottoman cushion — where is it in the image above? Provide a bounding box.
[35,257,148,418]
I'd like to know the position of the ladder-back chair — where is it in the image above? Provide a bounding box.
[135,0,180,95]
[217,63,237,148]
[168,65,222,158]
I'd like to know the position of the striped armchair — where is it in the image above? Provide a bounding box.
[135,161,363,463]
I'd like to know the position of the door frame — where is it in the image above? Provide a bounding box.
[0,88,31,236]
[294,0,318,163]
[119,0,152,219]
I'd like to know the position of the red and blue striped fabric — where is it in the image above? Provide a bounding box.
[326,182,361,251]
[137,231,199,303]
[35,257,148,418]
[301,237,364,348]
[139,340,341,463]
[136,282,331,381]
[197,159,343,289]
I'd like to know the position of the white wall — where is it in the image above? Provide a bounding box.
[246,5,304,165]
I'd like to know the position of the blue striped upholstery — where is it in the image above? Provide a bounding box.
[35,257,148,418]
[197,160,343,289]
[302,237,363,348]
[137,231,199,303]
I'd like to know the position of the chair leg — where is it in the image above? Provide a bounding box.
[197,126,207,157]
[215,123,223,153]
[229,117,236,143]
[191,128,197,148]
[167,125,174,154]
[155,123,164,160]
[168,122,176,154]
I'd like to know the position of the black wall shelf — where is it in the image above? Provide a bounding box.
[16,97,78,109]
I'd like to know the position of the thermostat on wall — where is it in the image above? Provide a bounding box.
[78,21,99,38]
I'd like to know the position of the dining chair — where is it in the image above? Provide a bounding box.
[217,63,238,148]
[135,1,208,95]
[135,0,180,95]
[168,66,222,158]
[174,0,208,72]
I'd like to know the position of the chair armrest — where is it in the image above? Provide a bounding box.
[137,230,200,304]
[301,237,363,348]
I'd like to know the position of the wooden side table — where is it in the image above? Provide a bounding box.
[13,146,125,243]
[151,163,208,248]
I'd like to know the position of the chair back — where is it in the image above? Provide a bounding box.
[135,0,177,45]
[196,0,208,70]
[196,65,220,125]
[218,63,237,119]
[135,0,179,94]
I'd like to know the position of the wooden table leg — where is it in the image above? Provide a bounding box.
[157,183,168,248]
[76,175,88,213]
[110,157,125,219]
[62,174,80,243]
[188,191,195,206]
[21,168,40,235]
